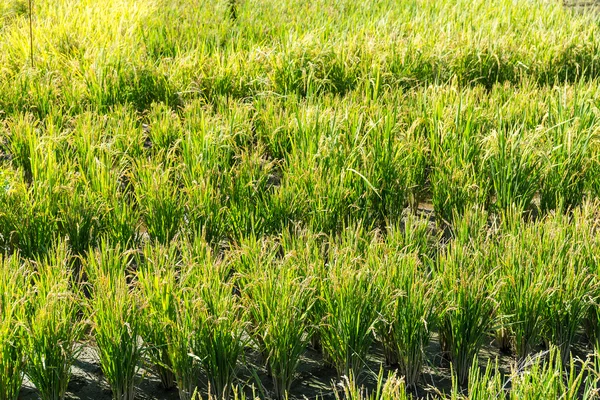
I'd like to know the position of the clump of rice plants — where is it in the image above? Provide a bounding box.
[428,101,489,223]
[496,207,596,364]
[133,158,184,244]
[228,151,281,239]
[163,280,202,400]
[376,251,436,388]
[493,210,551,359]
[241,254,316,399]
[451,346,598,399]
[0,254,28,400]
[179,107,238,243]
[76,148,138,250]
[385,211,436,262]
[584,243,600,359]
[437,241,498,385]
[104,193,141,249]
[193,269,246,399]
[539,94,596,212]
[0,160,60,258]
[278,228,328,354]
[361,109,427,225]
[523,212,591,365]
[333,369,409,400]
[496,236,549,360]
[173,240,246,399]
[542,255,591,366]
[25,242,85,400]
[86,242,143,400]
[57,182,104,256]
[163,236,221,400]
[484,122,540,213]
[508,347,596,400]
[275,110,373,234]
[136,241,179,389]
[319,240,382,379]
[449,206,492,249]
[448,357,502,400]
[166,284,204,400]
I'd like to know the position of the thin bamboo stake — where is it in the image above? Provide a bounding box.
[29,0,34,67]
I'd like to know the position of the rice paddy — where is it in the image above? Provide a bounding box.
[3,0,600,399]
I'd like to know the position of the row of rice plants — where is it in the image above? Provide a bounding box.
[3,0,600,113]
[130,229,430,398]
[333,347,600,400]
[2,82,600,257]
[145,350,600,400]
[133,207,600,397]
[453,346,598,400]
[3,205,600,398]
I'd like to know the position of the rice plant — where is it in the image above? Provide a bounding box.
[539,93,596,212]
[194,272,246,399]
[242,256,316,399]
[333,369,409,400]
[177,244,246,399]
[166,284,204,400]
[437,241,498,385]
[86,242,143,400]
[585,238,600,359]
[543,257,592,366]
[163,236,222,400]
[0,151,60,257]
[493,215,553,360]
[448,357,502,400]
[319,242,382,379]
[25,242,85,400]
[484,122,540,213]
[522,212,591,365]
[0,254,28,400]
[360,109,426,225]
[450,347,599,399]
[385,212,436,263]
[376,251,436,388]
[133,158,184,244]
[508,347,596,400]
[278,228,328,354]
[136,241,179,389]
[428,100,489,223]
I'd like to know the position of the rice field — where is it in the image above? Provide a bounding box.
[3,0,600,399]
